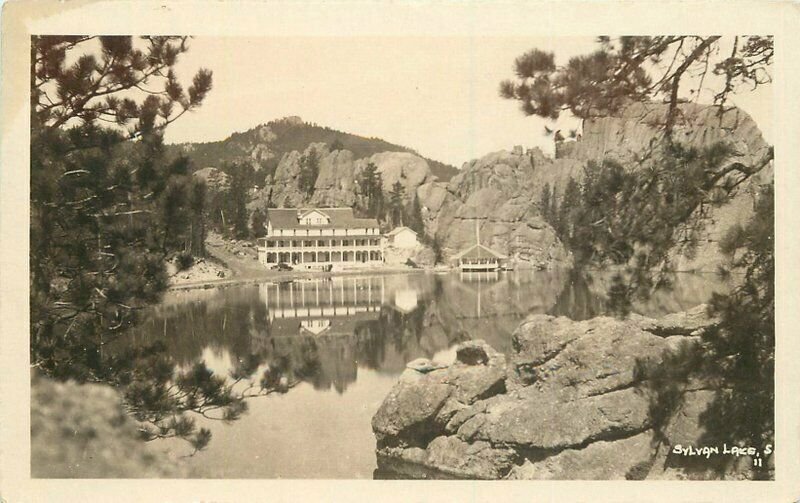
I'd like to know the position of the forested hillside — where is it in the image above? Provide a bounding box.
[168,116,459,183]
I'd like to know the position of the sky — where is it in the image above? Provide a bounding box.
[164,36,773,167]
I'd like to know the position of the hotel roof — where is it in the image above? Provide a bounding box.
[266,207,379,230]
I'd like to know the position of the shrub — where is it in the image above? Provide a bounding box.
[176,252,194,271]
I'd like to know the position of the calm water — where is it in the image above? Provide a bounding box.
[126,269,726,478]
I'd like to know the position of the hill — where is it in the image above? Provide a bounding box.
[168,116,459,182]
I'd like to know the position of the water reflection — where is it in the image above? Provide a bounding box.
[124,270,726,477]
[132,270,725,397]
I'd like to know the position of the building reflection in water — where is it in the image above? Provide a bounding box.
[129,271,727,397]
[260,277,384,323]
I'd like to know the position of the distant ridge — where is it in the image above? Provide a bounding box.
[168,116,460,182]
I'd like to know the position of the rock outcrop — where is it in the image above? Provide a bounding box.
[414,101,771,271]
[31,373,191,477]
[372,305,764,480]
[364,151,434,196]
[383,241,436,268]
[253,143,437,210]
[193,166,231,193]
[238,102,771,271]
[566,102,769,166]
[414,148,581,269]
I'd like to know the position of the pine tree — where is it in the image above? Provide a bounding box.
[549,187,559,233]
[540,183,552,223]
[251,208,267,238]
[31,36,214,379]
[298,147,320,195]
[500,36,773,137]
[500,37,775,475]
[189,179,207,257]
[558,177,580,247]
[358,162,385,219]
[407,194,425,235]
[388,181,405,227]
[29,36,283,453]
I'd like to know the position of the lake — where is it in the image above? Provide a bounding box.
[125,269,726,478]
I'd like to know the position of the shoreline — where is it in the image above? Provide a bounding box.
[168,239,732,293]
[167,265,443,292]
[167,263,731,292]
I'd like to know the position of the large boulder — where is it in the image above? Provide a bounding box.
[268,147,308,207]
[422,436,517,479]
[510,315,675,397]
[462,386,651,450]
[372,306,739,480]
[357,152,435,201]
[31,374,191,477]
[372,340,507,449]
[507,431,656,480]
[310,147,359,207]
[629,303,719,336]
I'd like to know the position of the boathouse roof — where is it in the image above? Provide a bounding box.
[451,243,507,261]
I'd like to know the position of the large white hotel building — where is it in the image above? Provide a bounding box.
[256,208,384,270]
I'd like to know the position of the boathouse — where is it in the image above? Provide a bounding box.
[450,243,507,272]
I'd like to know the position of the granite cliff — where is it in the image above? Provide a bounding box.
[414,101,771,270]
[196,103,771,271]
[254,143,437,210]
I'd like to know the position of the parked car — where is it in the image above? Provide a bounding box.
[271,263,293,271]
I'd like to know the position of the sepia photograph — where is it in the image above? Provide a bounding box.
[25,32,776,481]
[2,1,800,501]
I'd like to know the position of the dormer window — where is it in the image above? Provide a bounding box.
[298,209,331,226]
